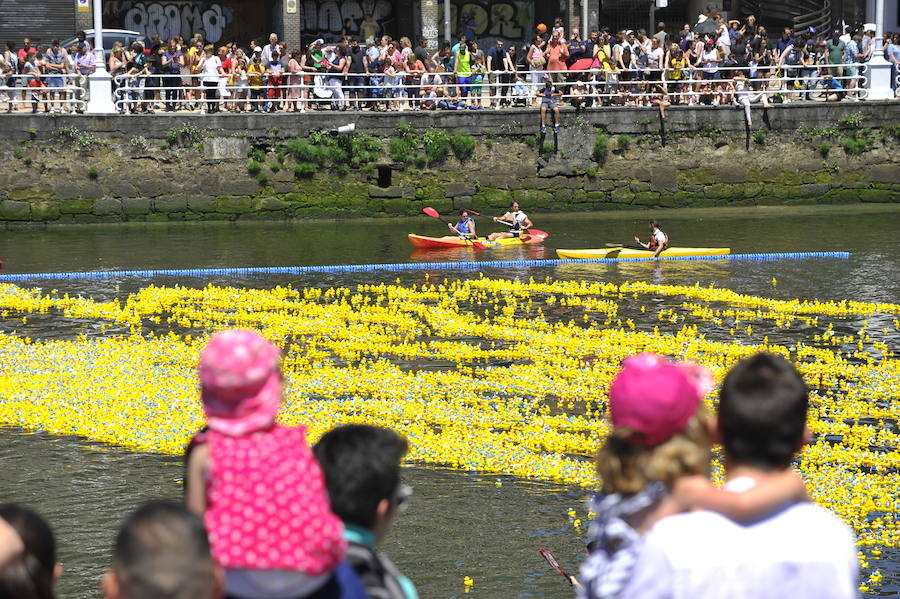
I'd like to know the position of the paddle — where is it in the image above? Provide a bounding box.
[538,548,575,586]
[422,207,488,249]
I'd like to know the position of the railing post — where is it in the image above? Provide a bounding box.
[86,0,117,113]
[867,0,894,100]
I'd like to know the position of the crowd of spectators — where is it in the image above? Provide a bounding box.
[2,16,898,114]
[0,326,861,599]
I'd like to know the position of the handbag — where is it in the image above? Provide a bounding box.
[532,55,546,68]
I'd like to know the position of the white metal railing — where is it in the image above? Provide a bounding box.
[107,64,869,111]
[1,62,877,114]
[0,73,87,112]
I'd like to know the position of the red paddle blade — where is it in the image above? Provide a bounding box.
[526,229,549,238]
[423,207,440,219]
[471,240,488,249]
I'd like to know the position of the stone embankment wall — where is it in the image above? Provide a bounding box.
[0,103,897,224]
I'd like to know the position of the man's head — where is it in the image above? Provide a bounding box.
[649,219,659,231]
[269,33,278,45]
[102,502,221,599]
[782,27,792,39]
[313,425,409,538]
[76,31,86,41]
[718,353,809,470]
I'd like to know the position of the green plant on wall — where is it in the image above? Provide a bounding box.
[166,124,206,147]
[388,135,418,163]
[592,131,609,163]
[449,132,475,162]
[424,130,451,163]
[293,163,316,178]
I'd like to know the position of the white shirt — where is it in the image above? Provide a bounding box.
[621,477,858,599]
[200,55,222,82]
[652,229,667,246]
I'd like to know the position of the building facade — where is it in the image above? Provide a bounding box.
[2,0,894,53]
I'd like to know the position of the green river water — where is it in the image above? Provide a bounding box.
[0,204,897,598]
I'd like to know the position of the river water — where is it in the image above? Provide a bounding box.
[0,205,897,598]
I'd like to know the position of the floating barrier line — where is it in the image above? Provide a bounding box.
[0,252,850,281]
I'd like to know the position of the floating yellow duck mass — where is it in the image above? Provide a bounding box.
[0,275,896,592]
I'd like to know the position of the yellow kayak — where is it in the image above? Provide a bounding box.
[556,247,731,259]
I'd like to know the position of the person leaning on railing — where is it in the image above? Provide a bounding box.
[325,44,348,111]
[887,32,900,95]
[161,39,184,112]
[42,39,67,113]
[498,44,518,107]
[845,34,864,100]
[526,35,545,105]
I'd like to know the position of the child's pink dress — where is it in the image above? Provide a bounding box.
[201,424,346,575]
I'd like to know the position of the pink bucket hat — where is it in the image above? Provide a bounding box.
[608,353,713,446]
[199,329,282,437]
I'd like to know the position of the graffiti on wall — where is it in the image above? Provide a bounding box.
[450,0,532,43]
[110,1,235,43]
[301,0,394,40]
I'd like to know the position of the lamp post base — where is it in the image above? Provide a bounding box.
[86,68,117,114]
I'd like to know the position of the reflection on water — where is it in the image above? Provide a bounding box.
[0,205,898,597]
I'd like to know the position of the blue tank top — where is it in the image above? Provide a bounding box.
[456,218,472,235]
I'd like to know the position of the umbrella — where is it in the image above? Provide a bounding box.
[569,58,598,71]
[693,18,721,36]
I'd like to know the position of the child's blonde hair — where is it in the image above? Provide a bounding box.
[596,405,710,495]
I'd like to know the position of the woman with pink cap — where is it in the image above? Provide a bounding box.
[577,353,807,599]
[185,329,361,599]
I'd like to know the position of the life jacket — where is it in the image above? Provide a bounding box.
[456,218,472,236]
[648,229,669,250]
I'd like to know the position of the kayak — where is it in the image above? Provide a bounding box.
[556,247,731,259]
[408,230,549,249]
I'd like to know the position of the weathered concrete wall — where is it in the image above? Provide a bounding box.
[3,101,899,141]
[0,105,898,225]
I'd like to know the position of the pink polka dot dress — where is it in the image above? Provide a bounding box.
[203,424,346,575]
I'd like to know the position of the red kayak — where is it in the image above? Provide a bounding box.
[408,230,549,249]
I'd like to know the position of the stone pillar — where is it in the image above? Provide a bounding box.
[75,1,93,34]
[420,0,439,48]
[567,0,581,34]
[283,0,301,51]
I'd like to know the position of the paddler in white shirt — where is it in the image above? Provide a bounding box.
[488,201,533,241]
[634,219,669,258]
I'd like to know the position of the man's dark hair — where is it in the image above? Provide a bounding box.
[0,504,56,599]
[718,353,808,469]
[313,425,408,529]
[112,501,216,599]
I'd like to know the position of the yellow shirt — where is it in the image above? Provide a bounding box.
[248,63,264,87]
[595,45,613,71]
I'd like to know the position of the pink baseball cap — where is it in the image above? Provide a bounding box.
[608,353,712,446]
[198,329,282,437]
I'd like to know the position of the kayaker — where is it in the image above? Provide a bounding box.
[488,201,533,241]
[633,219,668,257]
[448,208,476,239]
